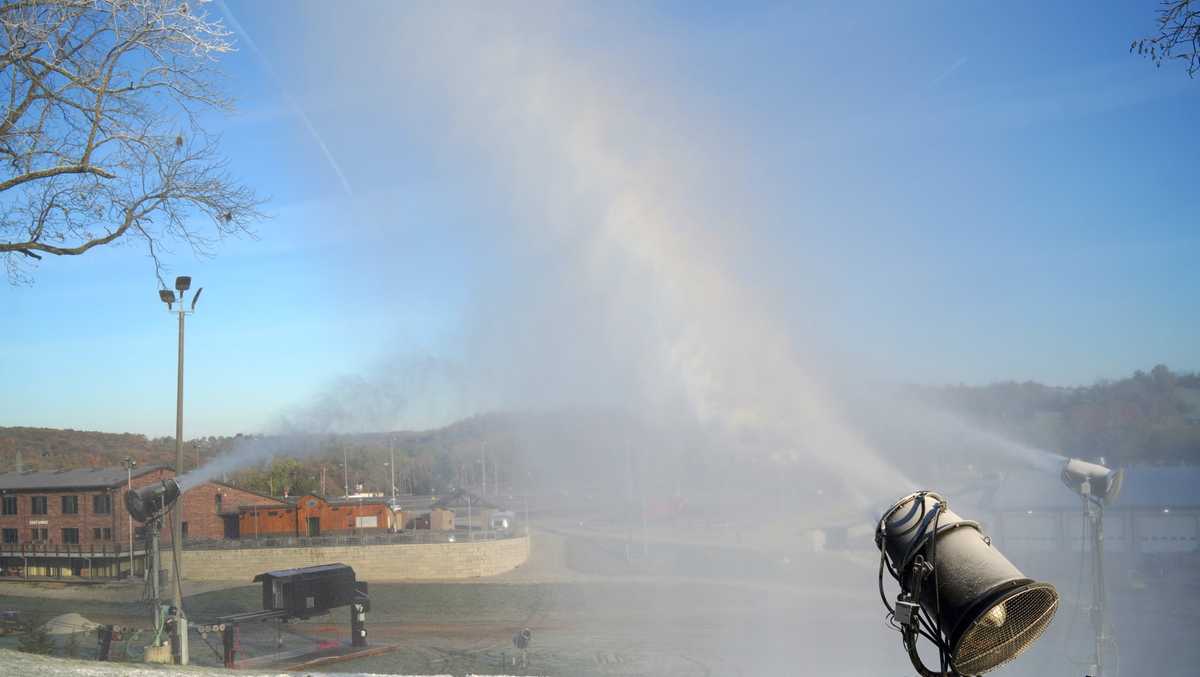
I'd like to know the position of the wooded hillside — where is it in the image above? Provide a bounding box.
[2,366,1197,500]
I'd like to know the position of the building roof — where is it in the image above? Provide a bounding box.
[285,493,392,507]
[210,481,283,505]
[325,496,390,506]
[0,464,168,492]
[389,495,436,510]
[252,563,352,582]
[237,502,292,512]
[986,465,1200,511]
[432,489,501,510]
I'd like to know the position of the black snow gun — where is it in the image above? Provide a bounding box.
[125,478,182,523]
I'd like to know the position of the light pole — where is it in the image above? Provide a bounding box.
[389,437,397,501]
[342,445,350,497]
[158,275,200,666]
[123,457,136,576]
[480,442,486,497]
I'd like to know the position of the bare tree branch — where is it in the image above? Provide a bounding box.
[0,0,263,283]
[1133,0,1200,78]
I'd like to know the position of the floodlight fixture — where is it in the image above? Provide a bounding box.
[159,289,176,308]
[174,275,191,293]
[1060,458,1123,506]
[876,491,1059,676]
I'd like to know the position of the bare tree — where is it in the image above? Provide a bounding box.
[1133,0,1200,78]
[0,0,262,283]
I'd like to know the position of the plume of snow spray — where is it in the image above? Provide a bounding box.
[175,434,324,492]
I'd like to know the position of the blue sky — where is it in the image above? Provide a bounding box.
[1,1,1197,437]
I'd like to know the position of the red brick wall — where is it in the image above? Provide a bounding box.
[0,468,285,548]
[174,482,276,541]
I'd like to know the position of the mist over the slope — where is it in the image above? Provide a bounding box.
[365,4,917,507]
[191,4,1073,508]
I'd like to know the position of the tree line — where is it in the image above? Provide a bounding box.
[915,365,1200,466]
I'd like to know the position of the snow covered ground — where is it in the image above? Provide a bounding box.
[0,649,539,677]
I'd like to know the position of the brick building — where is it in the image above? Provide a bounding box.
[175,480,278,542]
[235,494,394,539]
[0,465,173,577]
[0,466,278,579]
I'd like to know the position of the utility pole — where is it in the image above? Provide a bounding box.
[124,457,136,577]
[343,445,350,497]
[480,442,487,497]
[389,437,397,501]
[625,440,634,563]
[158,276,200,666]
[172,284,187,664]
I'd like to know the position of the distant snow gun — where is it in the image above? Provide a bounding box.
[1060,458,1124,505]
[1059,457,1122,676]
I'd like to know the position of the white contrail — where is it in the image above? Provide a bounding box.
[931,56,968,87]
[216,0,354,198]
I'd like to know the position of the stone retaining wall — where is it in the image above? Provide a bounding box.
[162,535,529,581]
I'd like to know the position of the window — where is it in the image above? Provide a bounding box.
[2,529,17,544]
[93,494,112,514]
[31,496,47,515]
[31,528,47,543]
[215,494,223,513]
[93,527,112,541]
[1,496,16,515]
[181,522,188,539]
[61,495,79,514]
[61,528,79,545]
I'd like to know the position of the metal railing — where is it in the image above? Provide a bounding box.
[0,542,138,558]
[184,528,521,550]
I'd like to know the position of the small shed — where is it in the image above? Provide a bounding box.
[433,490,500,530]
[253,563,357,618]
[430,507,455,531]
[237,502,297,539]
[395,510,431,530]
[301,495,392,535]
[237,495,394,538]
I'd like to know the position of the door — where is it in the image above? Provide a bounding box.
[307,517,320,537]
[222,515,240,540]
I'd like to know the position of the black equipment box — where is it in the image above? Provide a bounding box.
[252,563,357,618]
